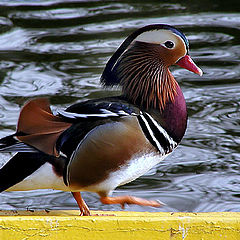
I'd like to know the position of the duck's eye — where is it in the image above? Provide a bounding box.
[164,41,174,49]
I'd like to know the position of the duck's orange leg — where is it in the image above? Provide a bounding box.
[100,195,163,209]
[72,192,90,216]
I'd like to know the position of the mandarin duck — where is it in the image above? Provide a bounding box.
[0,24,202,216]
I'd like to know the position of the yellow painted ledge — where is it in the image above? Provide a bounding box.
[0,211,240,240]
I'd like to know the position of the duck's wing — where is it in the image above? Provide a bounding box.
[15,98,72,156]
[55,98,140,158]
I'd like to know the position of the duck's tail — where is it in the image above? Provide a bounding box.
[0,152,46,192]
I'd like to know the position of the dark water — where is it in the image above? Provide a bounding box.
[0,0,239,213]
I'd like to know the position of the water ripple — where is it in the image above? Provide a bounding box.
[1,64,63,97]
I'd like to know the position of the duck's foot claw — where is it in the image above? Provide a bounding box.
[72,192,91,216]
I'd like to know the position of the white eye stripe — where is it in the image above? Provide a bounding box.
[135,30,187,55]
[135,30,175,44]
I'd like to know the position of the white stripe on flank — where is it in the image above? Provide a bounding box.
[139,114,164,154]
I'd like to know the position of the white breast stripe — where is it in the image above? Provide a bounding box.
[139,114,164,154]
[144,112,177,149]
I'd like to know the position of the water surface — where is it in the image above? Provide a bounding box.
[0,0,239,212]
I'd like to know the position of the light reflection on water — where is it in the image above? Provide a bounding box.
[0,0,239,212]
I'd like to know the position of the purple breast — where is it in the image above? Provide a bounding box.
[161,83,187,143]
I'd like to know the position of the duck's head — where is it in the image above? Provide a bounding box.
[101,24,202,110]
